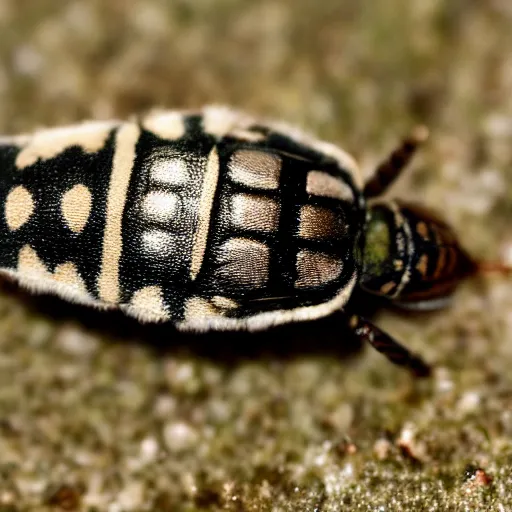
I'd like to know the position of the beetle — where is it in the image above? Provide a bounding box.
[0,106,496,376]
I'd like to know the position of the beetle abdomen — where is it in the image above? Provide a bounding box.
[0,120,119,308]
[0,107,364,330]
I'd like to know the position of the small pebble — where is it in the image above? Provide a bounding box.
[373,438,392,460]
[397,423,428,462]
[140,436,159,462]
[163,421,199,453]
[114,481,144,511]
[55,324,99,357]
[463,467,493,494]
[457,391,481,415]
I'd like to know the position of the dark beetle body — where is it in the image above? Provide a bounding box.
[0,107,365,330]
[0,107,481,374]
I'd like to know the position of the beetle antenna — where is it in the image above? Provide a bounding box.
[364,125,429,198]
[477,260,512,276]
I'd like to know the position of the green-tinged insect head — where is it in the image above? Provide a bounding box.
[359,200,477,309]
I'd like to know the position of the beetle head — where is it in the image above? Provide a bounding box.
[359,200,477,310]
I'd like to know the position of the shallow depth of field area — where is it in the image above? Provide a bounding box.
[0,1,511,510]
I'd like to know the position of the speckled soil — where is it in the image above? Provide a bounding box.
[0,1,511,511]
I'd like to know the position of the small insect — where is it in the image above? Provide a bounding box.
[0,106,505,375]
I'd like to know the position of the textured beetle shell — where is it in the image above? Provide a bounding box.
[0,106,365,331]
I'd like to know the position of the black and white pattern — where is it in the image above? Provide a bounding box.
[0,107,365,331]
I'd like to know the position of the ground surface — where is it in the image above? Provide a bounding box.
[0,1,511,510]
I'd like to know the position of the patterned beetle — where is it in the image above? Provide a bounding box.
[0,106,490,375]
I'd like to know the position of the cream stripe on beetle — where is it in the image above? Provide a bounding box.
[97,123,140,303]
[15,120,116,169]
[190,145,220,280]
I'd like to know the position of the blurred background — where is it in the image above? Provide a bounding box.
[0,0,511,510]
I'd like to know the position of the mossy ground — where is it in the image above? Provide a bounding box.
[0,1,511,510]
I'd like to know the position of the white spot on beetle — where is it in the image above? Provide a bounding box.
[53,261,88,292]
[211,296,238,310]
[5,185,34,230]
[18,245,48,274]
[142,111,186,140]
[127,286,169,322]
[228,129,266,142]
[150,157,189,186]
[61,184,92,233]
[202,106,253,138]
[142,229,174,256]
[142,191,179,223]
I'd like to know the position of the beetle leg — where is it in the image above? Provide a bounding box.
[363,126,429,198]
[348,314,431,377]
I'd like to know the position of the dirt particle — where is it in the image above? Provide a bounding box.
[163,421,199,453]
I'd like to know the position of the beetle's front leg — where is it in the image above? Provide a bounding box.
[346,313,431,377]
[363,125,429,198]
